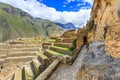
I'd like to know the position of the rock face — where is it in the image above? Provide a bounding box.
[77,41,120,80]
[77,0,120,80]
[76,28,88,49]
[105,23,120,58]
[86,0,120,58]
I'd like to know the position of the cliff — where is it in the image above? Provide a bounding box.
[87,0,120,58]
[77,0,120,80]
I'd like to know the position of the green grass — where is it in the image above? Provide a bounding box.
[33,61,39,69]
[26,70,33,80]
[52,46,72,51]
[47,39,57,43]
[39,53,48,59]
[46,49,64,56]
[22,67,26,80]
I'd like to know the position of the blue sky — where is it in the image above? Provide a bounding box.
[0,0,94,27]
[37,0,92,12]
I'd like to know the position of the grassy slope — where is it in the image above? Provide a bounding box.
[0,3,64,42]
[36,19,64,37]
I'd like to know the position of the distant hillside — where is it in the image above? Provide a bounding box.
[0,3,64,42]
[35,18,64,37]
[55,22,77,30]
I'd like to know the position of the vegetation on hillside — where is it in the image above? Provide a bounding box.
[0,3,64,42]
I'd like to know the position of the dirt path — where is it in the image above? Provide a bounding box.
[48,45,87,80]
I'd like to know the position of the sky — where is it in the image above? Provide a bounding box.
[0,0,94,27]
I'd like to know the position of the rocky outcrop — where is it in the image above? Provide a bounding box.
[2,8,32,18]
[77,0,120,80]
[86,0,120,58]
[105,23,120,58]
[76,28,88,49]
[77,41,120,80]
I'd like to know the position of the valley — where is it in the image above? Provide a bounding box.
[0,0,120,80]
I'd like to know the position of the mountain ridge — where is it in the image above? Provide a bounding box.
[0,2,64,42]
[55,22,77,30]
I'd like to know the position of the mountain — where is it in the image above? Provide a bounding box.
[55,22,77,30]
[35,18,64,37]
[0,3,64,42]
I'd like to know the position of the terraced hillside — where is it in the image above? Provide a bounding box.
[0,30,79,80]
[0,37,43,79]
[0,3,64,42]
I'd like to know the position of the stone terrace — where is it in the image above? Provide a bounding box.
[0,30,81,80]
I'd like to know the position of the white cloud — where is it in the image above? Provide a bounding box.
[63,5,66,7]
[77,2,86,6]
[83,0,94,5]
[67,0,75,3]
[0,0,91,28]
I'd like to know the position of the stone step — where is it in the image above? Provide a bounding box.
[42,43,52,46]
[56,38,75,43]
[4,56,34,63]
[36,59,60,80]
[42,43,53,49]
[9,41,42,45]
[14,70,22,80]
[49,46,72,56]
[0,58,5,61]
[42,45,50,50]
[0,49,9,54]
[9,47,40,52]
[24,65,34,80]
[0,59,5,65]
[54,43,73,48]
[10,44,41,48]
[1,72,15,80]
[0,42,41,48]
[44,50,64,57]
[7,52,37,57]
[56,38,62,43]
[49,37,58,39]
[62,38,75,43]
[37,53,48,64]
[0,54,7,59]
[0,47,40,54]
[30,59,42,76]
[0,45,9,49]
[9,41,24,45]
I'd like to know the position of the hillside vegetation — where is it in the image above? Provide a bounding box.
[0,3,64,42]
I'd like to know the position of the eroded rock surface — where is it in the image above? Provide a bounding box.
[77,41,120,80]
[86,0,120,58]
[105,23,120,58]
[76,28,88,49]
